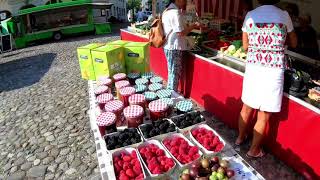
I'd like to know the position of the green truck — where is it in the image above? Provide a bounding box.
[12,0,113,49]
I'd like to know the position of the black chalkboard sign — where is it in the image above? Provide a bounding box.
[1,35,12,52]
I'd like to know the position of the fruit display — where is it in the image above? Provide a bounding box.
[179,157,235,180]
[139,119,176,139]
[138,140,175,175]
[171,111,205,129]
[105,128,142,150]
[162,134,201,165]
[191,125,225,153]
[204,40,230,51]
[112,148,145,180]
[222,45,247,60]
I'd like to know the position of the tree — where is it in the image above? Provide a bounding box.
[127,0,141,11]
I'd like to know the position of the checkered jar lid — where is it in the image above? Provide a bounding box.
[144,91,158,101]
[150,76,163,84]
[113,73,127,81]
[148,99,169,112]
[127,73,140,79]
[104,100,124,112]
[135,78,148,85]
[134,84,147,93]
[160,98,174,107]
[96,112,116,126]
[97,76,112,86]
[94,85,109,95]
[148,83,163,92]
[129,94,146,105]
[96,93,114,104]
[156,89,172,99]
[176,100,193,112]
[141,72,154,79]
[123,105,144,118]
[115,80,130,89]
[119,87,136,96]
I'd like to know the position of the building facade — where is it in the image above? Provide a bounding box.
[141,0,166,13]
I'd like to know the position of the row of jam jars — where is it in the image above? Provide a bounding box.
[129,94,146,109]
[119,87,136,107]
[175,100,193,115]
[94,85,110,97]
[113,73,127,82]
[144,91,158,106]
[124,105,144,128]
[134,84,147,94]
[148,99,169,121]
[115,80,130,99]
[159,98,174,115]
[148,83,163,92]
[127,72,141,85]
[97,76,113,87]
[96,93,114,110]
[104,100,124,127]
[96,112,117,137]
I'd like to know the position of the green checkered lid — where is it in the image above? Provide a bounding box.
[135,78,149,85]
[156,89,172,99]
[150,76,163,84]
[148,83,162,92]
[141,72,154,79]
[144,91,158,101]
[127,73,140,79]
[176,100,193,112]
[134,84,147,93]
[160,98,174,107]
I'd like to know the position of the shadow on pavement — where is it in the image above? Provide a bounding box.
[0,53,56,92]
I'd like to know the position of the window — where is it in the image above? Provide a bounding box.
[101,9,106,16]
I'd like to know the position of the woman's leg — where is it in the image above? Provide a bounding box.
[247,110,271,156]
[236,103,254,145]
[165,50,183,91]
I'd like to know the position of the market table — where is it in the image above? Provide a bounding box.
[120,28,320,179]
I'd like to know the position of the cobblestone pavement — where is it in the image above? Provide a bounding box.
[0,32,119,179]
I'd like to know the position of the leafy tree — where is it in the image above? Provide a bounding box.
[127,0,141,11]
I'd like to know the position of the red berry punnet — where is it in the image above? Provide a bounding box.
[113,150,144,180]
[191,127,225,152]
[138,143,175,175]
[163,136,201,165]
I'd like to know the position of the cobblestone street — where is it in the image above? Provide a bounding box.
[0,33,119,179]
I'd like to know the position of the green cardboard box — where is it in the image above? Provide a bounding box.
[77,43,105,80]
[124,42,150,74]
[91,45,125,78]
[107,40,130,47]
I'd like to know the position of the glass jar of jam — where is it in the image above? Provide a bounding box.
[96,112,117,137]
[123,105,144,128]
[148,83,163,92]
[129,94,146,109]
[96,93,114,111]
[94,85,109,97]
[113,73,127,82]
[119,87,136,107]
[115,80,130,100]
[148,99,169,121]
[127,73,141,85]
[104,100,124,127]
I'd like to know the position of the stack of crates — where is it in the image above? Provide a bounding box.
[77,40,151,81]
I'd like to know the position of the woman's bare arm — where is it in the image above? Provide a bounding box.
[287,31,297,48]
[242,32,249,51]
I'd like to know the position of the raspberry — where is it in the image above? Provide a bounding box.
[130,159,137,166]
[135,174,144,180]
[118,174,129,180]
[156,149,165,156]
[123,155,131,162]
[133,164,142,174]
[215,143,224,152]
[125,169,135,178]
[131,151,137,158]
[152,166,162,174]
[189,146,199,154]
[117,160,123,167]
[193,154,200,160]
[165,158,174,167]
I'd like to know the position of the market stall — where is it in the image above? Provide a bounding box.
[120,28,320,179]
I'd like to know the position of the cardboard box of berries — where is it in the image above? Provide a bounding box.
[161,133,203,168]
[190,124,226,155]
[138,119,178,141]
[137,139,176,178]
[104,128,143,153]
[170,111,206,135]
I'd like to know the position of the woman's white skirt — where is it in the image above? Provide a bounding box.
[241,64,285,113]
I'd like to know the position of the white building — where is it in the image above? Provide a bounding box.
[106,0,127,22]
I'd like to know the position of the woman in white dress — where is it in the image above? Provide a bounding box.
[235,0,297,158]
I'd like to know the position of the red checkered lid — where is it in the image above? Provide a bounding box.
[97,76,112,86]
[148,99,169,112]
[94,85,109,95]
[96,93,114,104]
[115,80,130,89]
[113,73,127,81]
[104,100,124,112]
[96,112,116,126]
[120,87,136,96]
[123,105,144,118]
[129,94,146,104]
